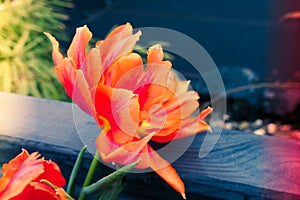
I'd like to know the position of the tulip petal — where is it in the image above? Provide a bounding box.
[54,58,77,97]
[147,147,186,199]
[97,25,141,72]
[147,44,164,64]
[96,130,186,198]
[151,107,212,143]
[143,74,212,142]
[56,188,71,200]
[105,53,143,89]
[0,149,29,192]
[38,160,66,188]
[45,32,76,97]
[83,48,103,98]
[138,78,201,139]
[105,23,133,39]
[162,79,200,119]
[25,182,60,200]
[134,65,171,112]
[44,32,64,67]
[156,90,199,121]
[95,128,155,166]
[176,117,211,138]
[95,84,139,142]
[0,151,44,199]
[72,70,95,115]
[199,106,213,120]
[134,44,173,112]
[67,25,92,69]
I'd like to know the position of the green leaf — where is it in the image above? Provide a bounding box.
[40,179,75,200]
[97,179,124,200]
[83,159,140,195]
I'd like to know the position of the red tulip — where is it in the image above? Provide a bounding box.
[0,149,67,200]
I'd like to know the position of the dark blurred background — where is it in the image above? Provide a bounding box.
[66,0,270,79]
[62,0,300,122]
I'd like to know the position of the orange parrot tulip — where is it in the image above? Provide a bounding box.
[46,23,212,199]
[0,149,67,200]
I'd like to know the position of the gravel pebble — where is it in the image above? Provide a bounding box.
[214,116,299,140]
[224,123,233,130]
[254,128,266,135]
[238,121,250,130]
[280,125,292,132]
[253,119,263,128]
[267,123,277,134]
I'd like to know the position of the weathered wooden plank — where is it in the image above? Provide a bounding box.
[174,132,300,199]
[1,92,300,199]
[0,92,82,152]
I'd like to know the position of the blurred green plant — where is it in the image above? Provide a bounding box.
[0,0,72,100]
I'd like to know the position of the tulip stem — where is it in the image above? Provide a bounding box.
[78,151,100,200]
[67,145,87,196]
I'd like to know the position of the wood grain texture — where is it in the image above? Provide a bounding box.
[1,92,300,199]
